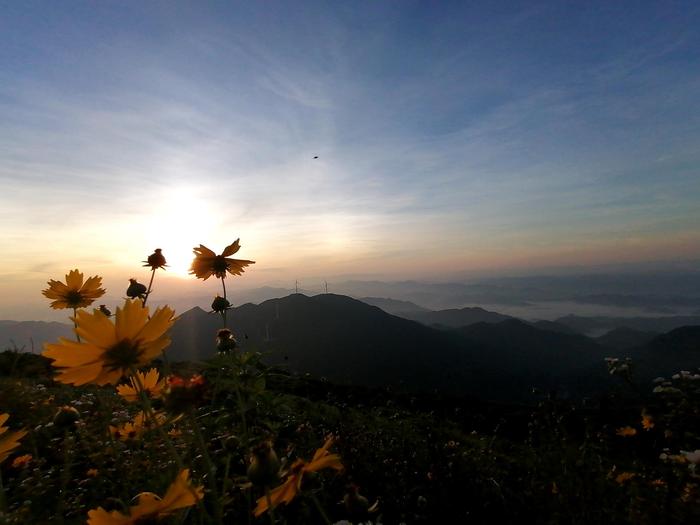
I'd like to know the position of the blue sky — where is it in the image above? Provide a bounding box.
[1,1,699,318]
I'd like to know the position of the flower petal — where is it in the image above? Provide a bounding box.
[65,269,84,290]
[115,300,149,340]
[221,239,241,257]
[43,339,103,367]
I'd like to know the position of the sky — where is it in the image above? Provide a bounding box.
[1,1,700,320]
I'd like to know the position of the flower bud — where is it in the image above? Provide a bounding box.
[53,406,80,428]
[247,441,280,487]
[211,296,231,314]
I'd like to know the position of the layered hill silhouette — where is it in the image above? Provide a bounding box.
[168,294,636,400]
[3,294,699,401]
[0,320,72,352]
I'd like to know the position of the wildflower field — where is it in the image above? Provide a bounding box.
[1,245,699,524]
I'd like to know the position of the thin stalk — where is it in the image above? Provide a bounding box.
[220,453,232,499]
[264,486,277,525]
[131,371,211,521]
[56,430,72,524]
[142,268,157,308]
[73,308,81,342]
[0,469,6,513]
[221,277,228,328]
[189,412,223,525]
[131,371,184,470]
[309,491,332,525]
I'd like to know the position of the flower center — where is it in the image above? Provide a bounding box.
[65,290,84,307]
[104,339,144,371]
[212,255,229,276]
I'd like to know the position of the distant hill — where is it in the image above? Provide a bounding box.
[625,326,700,381]
[554,314,700,336]
[453,319,613,396]
[5,294,699,401]
[399,306,513,328]
[168,295,624,400]
[0,320,72,352]
[358,297,429,315]
[595,327,656,351]
[168,294,480,396]
[530,320,580,335]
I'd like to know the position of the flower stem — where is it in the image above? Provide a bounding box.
[142,268,157,308]
[0,469,6,513]
[220,277,228,328]
[265,486,277,525]
[73,308,81,342]
[309,491,332,525]
[189,411,223,525]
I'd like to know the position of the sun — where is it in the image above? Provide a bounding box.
[144,188,219,277]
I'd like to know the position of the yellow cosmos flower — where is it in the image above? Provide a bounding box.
[42,269,105,309]
[615,426,637,437]
[190,239,255,280]
[615,471,636,484]
[11,454,32,468]
[0,413,28,464]
[109,411,167,441]
[254,437,344,516]
[42,299,175,386]
[87,469,204,525]
[641,413,655,431]
[117,368,165,403]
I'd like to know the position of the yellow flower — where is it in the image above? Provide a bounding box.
[641,413,654,431]
[615,426,637,437]
[87,468,99,477]
[615,471,636,484]
[190,239,255,280]
[43,299,175,386]
[254,437,344,516]
[0,413,28,464]
[42,269,105,309]
[11,453,32,468]
[117,369,165,403]
[87,469,204,524]
[109,411,166,441]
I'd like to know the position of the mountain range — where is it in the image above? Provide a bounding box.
[2,294,699,401]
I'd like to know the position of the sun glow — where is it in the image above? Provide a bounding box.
[144,188,220,277]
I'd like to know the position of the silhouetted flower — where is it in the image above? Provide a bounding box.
[42,269,105,309]
[126,278,148,300]
[190,239,255,280]
[211,295,231,313]
[247,441,281,487]
[143,248,167,270]
[98,305,112,317]
[53,405,80,428]
[43,299,175,386]
[216,328,237,354]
